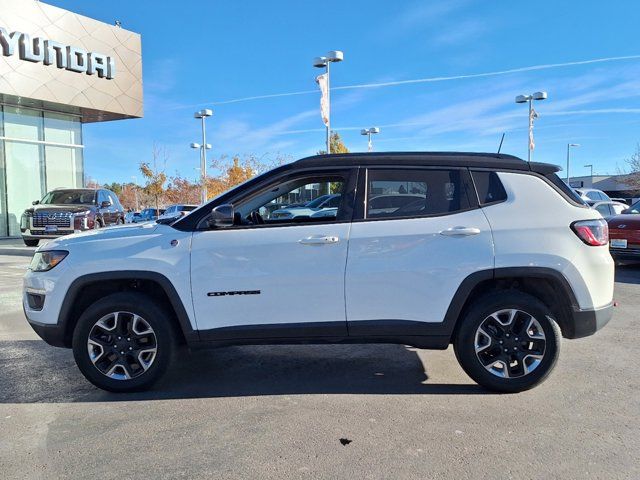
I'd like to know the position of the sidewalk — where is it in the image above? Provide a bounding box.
[0,238,41,257]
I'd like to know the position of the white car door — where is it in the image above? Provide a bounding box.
[345,167,494,336]
[189,168,357,340]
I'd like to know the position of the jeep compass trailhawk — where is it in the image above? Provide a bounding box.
[23,153,614,393]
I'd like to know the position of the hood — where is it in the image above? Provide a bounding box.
[40,222,165,250]
[608,214,640,230]
[30,204,94,214]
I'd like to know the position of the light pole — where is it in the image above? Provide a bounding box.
[131,175,139,211]
[515,91,547,162]
[190,142,211,204]
[566,143,580,185]
[313,50,343,154]
[360,127,380,152]
[584,163,593,185]
[194,109,213,203]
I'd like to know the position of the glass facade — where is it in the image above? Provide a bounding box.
[0,106,84,236]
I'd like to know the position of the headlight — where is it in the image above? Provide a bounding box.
[29,250,68,272]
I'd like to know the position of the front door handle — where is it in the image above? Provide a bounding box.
[299,235,340,245]
[439,226,481,237]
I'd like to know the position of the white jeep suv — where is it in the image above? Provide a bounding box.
[23,153,614,393]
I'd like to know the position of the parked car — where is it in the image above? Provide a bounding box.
[368,194,425,216]
[23,152,613,393]
[270,194,341,219]
[575,188,611,202]
[587,200,628,218]
[124,212,141,224]
[133,208,165,223]
[20,188,125,247]
[158,204,198,221]
[608,199,640,262]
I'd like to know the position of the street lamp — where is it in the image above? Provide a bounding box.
[130,175,139,211]
[360,127,380,152]
[515,91,547,162]
[584,163,594,183]
[190,142,211,204]
[313,50,344,154]
[194,109,213,203]
[566,143,580,185]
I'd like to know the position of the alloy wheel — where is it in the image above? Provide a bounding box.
[87,311,157,380]
[474,309,546,378]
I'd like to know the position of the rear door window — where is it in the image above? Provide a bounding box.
[366,169,471,219]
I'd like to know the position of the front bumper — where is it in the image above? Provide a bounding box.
[22,228,84,240]
[564,302,614,339]
[25,312,68,347]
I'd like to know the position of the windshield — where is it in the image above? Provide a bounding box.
[40,190,96,205]
[626,200,640,214]
[305,195,331,208]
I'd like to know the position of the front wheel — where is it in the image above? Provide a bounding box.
[23,238,39,247]
[72,292,176,392]
[454,291,560,393]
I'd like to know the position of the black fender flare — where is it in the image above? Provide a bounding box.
[442,266,579,339]
[59,270,198,346]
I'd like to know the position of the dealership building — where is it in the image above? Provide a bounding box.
[0,0,142,237]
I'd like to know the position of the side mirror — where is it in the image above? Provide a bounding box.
[622,209,630,214]
[101,200,112,208]
[32,200,40,205]
[208,204,235,228]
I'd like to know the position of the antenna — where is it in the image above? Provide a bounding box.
[497,133,505,154]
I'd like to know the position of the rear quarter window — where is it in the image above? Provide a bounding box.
[471,171,507,205]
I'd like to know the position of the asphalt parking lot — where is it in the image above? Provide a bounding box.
[0,254,639,480]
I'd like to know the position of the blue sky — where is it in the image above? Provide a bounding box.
[49,0,640,184]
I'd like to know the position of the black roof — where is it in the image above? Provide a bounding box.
[293,151,560,174]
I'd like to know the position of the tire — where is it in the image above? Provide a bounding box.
[453,290,561,393]
[72,292,176,392]
[23,238,39,247]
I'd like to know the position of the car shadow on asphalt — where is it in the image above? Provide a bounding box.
[615,264,640,285]
[0,341,486,403]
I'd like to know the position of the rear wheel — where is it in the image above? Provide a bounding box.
[454,291,560,393]
[23,238,39,247]
[72,292,176,392]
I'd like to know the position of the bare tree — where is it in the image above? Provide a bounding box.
[624,143,640,190]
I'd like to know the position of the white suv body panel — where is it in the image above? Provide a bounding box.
[23,223,196,328]
[486,172,614,310]
[189,222,351,330]
[345,209,493,323]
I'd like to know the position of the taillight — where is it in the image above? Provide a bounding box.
[571,219,609,246]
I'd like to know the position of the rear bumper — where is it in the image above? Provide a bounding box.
[564,302,614,339]
[610,247,640,261]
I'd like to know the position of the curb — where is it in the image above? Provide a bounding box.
[0,248,36,258]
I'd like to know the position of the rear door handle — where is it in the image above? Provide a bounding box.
[439,226,481,237]
[299,235,340,245]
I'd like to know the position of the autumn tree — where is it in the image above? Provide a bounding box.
[317,131,350,155]
[208,154,280,199]
[317,132,349,193]
[139,145,167,213]
[164,176,201,205]
[118,183,139,211]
